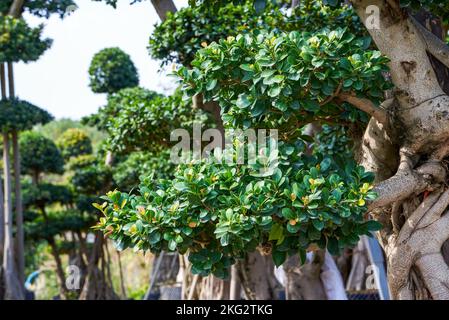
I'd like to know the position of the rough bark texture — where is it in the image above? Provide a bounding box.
[284,251,327,300]
[237,251,279,300]
[350,0,449,299]
[198,275,230,299]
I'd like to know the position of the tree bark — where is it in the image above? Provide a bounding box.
[236,251,279,300]
[2,133,23,299]
[150,0,177,21]
[350,0,449,299]
[8,0,25,18]
[0,63,6,99]
[12,131,25,288]
[7,63,14,99]
[79,232,118,300]
[229,265,241,300]
[283,251,327,300]
[48,237,69,299]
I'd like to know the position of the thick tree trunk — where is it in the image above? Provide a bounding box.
[12,131,25,287]
[283,251,327,300]
[2,133,23,300]
[351,0,449,299]
[150,0,177,21]
[198,275,230,299]
[237,251,279,300]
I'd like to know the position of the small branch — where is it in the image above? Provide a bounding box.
[319,82,342,106]
[338,93,389,127]
[151,0,177,21]
[411,16,449,70]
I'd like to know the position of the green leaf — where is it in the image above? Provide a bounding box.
[240,64,254,71]
[327,237,340,255]
[272,249,287,267]
[298,248,307,265]
[168,239,177,251]
[268,86,282,97]
[274,100,288,111]
[281,208,295,219]
[312,219,324,231]
[365,220,383,231]
[269,223,284,244]
[206,79,217,91]
[236,94,252,108]
[303,99,319,112]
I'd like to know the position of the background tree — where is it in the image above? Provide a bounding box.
[0,100,52,299]
[88,47,139,95]
[57,129,93,161]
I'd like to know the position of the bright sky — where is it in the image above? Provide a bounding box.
[15,0,188,120]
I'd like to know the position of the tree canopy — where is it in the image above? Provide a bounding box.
[88,47,139,94]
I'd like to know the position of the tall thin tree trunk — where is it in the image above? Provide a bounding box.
[117,251,126,299]
[12,131,24,288]
[48,237,68,299]
[7,63,14,99]
[2,133,23,299]
[0,63,6,99]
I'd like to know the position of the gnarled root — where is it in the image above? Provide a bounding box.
[385,187,449,299]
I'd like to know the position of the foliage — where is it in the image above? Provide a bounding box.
[82,87,162,131]
[57,128,93,160]
[149,0,364,67]
[113,150,175,192]
[88,47,139,94]
[70,155,112,195]
[178,28,390,130]
[95,141,379,277]
[0,0,76,18]
[34,118,107,153]
[86,88,207,154]
[0,15,51,63]
[20,131,65,176]
[25,210,95,240]
[22,182,73,209]
[0,99,53,132]
[149,1,281,66]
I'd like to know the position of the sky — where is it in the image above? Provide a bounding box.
[15,0,188,120]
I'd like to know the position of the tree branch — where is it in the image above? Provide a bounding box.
[8,0,25,18]
[411,16,449,70]
[338,93,390,127]
[151,0,177,21]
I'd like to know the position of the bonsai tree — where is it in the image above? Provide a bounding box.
[20,131,64,184]
[88,47,139,94]
[57,128,93,161]
[95,0,449,300]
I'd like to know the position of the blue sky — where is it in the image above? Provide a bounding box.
[15,0,188,120]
